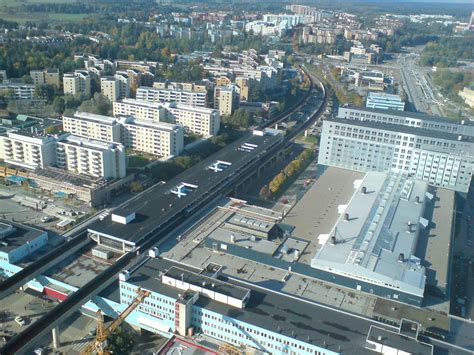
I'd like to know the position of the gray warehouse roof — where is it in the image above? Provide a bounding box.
[311,171,430,297]
[0,219,47,253]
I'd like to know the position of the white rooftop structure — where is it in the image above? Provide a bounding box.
[311,171,430,299]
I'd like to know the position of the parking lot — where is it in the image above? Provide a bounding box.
[0,182,92,235]
[0,290,57,347]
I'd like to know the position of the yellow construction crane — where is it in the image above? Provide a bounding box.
[81,288,151,355]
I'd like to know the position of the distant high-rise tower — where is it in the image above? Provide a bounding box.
[468,10,474,30]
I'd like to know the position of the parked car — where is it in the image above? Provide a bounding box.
[14,316,26,326]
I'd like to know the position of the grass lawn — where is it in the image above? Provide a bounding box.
[0,11,91,23]
[0,0,74,5]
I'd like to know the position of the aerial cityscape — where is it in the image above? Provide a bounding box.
[0,0,473,354]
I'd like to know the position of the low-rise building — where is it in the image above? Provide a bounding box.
[0,83,36,100]
[459,86,474,108]
[0,220,48,264]
[366,92,405,111]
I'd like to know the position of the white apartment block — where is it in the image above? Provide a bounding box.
[63,112,121,143]
[30,68,60,88]
[0,83,36,100]
[117,116,184,157]
[114,99,219,137]
[165,103,220,136]
[101,77,120,102]
[136,86,207,107]
[214,85,240,117]
[0,132,56,170]
[113,99,166,121]
[56,134,126,179]
[63,70,91,98]
[114,71,131,99]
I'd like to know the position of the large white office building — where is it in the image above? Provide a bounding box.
[136,86,207,107]
[318,107,474,192]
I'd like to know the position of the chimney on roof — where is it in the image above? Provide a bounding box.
[361,186,367,194]
[344,213,350,221]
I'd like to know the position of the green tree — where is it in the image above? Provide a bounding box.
[78,93,112,116]
[52,97,65,115]
[106,328,135,354]
[259,185,271,200]
[35,84,57,103]
[130,181,143,193]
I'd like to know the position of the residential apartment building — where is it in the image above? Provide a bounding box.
[0,83,36,100]
[117,116,184,157]
[63,70,91,98]
[114,99,220,137]
[152,81,208,93]
[56,134,126,179]
[101,77,120,102]
[30,68,60,88]
[136,86,207,107]
[214,85,240,116]
[114,71,131,99]
[0,132,56,170]
[366,92,405,111]
[113,99,166,122]
[318,107,474,192]
[165,103,220,136]
[63,112,121,143]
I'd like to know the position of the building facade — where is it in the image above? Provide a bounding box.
[318,107,474,192]
[56,134,126,179]
[0,132,56,170]
[366,92,405,111]
[165,103,220,137]
[63,70,92,98]
[63,112,122,143]
[113,99,166,122]
[30,68,60,88]
[101,77,120,102]
[214,85,240,116]
[117,116,184,157]
[137,86,207,107]
[114,99,220,137]
[0,83,36,100]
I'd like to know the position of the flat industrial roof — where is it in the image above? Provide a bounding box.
[329,117,474,143]
[88,132,282,244]
[341,105,474,127]
[366,326,433,354]
[0,219,46,253]
[164,266,249,300]
[311,171,429,294]
[126,257,425,354]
